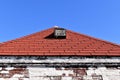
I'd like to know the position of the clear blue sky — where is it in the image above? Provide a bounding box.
[0,0,120,44]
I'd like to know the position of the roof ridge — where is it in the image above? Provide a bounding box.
[68,30,120,47]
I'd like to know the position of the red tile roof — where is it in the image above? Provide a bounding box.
[0,27,120,56]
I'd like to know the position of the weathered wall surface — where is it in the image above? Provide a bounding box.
[0,56,119,80]
[0,67,120,80]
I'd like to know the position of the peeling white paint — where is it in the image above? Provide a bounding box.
[0,56,119,64]
[28,67,74,77]
[12,74,24,78]
[0,56,119,80]
[0,71,9,74]
[86,67,120,80]
[0,67,119,80]
[5,67,14,70]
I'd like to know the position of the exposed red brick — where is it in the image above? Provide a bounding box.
[0,67,29,78]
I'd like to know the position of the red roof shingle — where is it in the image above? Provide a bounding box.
[0,27,120,56]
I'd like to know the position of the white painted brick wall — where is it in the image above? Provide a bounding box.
[0,67,120,80]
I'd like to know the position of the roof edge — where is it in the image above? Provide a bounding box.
[67,30,120,47]
[0,27,54,46]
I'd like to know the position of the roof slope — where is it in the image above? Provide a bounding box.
[0,27,120,56]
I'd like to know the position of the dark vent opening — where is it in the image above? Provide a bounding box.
[45,28,66,39]
[54,28,66,39]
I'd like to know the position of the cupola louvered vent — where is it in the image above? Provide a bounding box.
[54,28,66,39]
